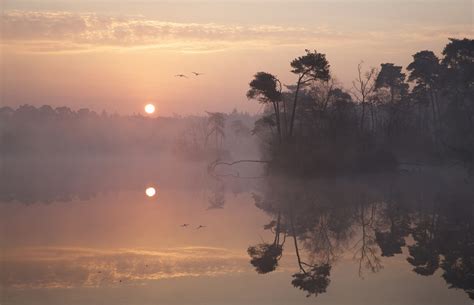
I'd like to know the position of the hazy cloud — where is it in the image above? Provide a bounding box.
[3,10,470,54]
[1,10,337,52]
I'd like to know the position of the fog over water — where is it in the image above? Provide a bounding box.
[1,1,473,304]
[1,148,473,304]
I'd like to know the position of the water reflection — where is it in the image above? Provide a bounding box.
[2,247,247,289]
[0,157,254,204]
[1,159,473,304]
[246,174,474,299]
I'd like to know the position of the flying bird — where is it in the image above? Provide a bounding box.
[196,225,206,229]
[192,72,204,76]
[175,74,188,78]
[180,224,190,228]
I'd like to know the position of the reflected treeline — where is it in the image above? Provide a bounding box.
[247,173,474,299]
[0,157,257,205]
[0,157,169,204]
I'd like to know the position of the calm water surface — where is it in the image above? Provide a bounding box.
[1,158,473,305]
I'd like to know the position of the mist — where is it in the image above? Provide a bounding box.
[1,2,473,305]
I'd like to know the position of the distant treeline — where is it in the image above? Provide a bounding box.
[0,105,181,155]
[0,106,256,158]
[247,38,473,175]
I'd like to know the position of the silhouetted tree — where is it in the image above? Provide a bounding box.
[375,63,409,103]
[247,72,284,142]
[440,38,474,171]
[407,50,443,141]
[289,49,330,137]
[352,62,377,132]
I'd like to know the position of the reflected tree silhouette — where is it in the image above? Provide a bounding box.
[353,201,382,277]
[248,212,285,274]
[291,263,331,298]
[246,174,474,299]
[375,199,410,257]
[407,210,440,276]
[207,180,226,210]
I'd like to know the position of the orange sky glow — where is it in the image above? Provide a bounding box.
[1,1,472,115]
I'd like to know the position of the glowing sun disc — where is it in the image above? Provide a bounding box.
[145,187,156,197]
[145,104,155,114]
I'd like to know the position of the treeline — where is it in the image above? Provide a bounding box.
[248,38,473,175]
[174,109,257,161]
[0,105,180,155]
[0,105,255,158]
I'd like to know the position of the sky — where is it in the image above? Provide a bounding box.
[1,0,473,116]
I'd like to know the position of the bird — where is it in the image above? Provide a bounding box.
[180,224,190,228]
[175,74,188,78]
[196,225,206,229]
[192,72,203,76]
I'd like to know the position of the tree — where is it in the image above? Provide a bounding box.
[289,50,330,137]
[441,38,474,83]
[351,62,377,132]
[247,72,283,142]
[374,63,409,139]
[375,63,408,104]
[251,114,277,143]
[230,119,250,138]
[440,38,474,170]
[407,50,443,137]
[206,111,226,154]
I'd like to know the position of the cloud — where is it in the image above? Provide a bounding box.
[2,247,250,289]
[0,10,336,53]
[1,10,472,54]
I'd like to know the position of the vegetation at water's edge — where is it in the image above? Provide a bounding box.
[247,38,473,176]
[1,38,472,176]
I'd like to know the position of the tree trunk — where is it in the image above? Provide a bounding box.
[360,101,366,132]
[273,102,282,143]
[370,104,375,134]
[282,100,288,137]
[289,75,304,138]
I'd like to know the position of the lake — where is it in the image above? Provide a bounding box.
[1,157,472,305]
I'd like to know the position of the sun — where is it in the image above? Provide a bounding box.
[145,104,155,114]
[145,187,156,197]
